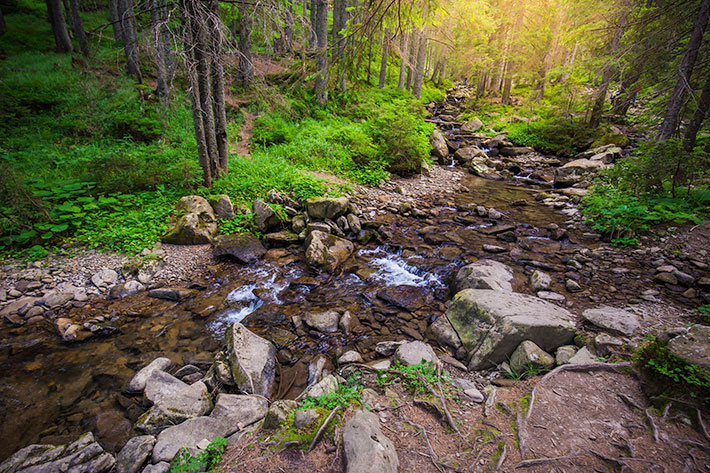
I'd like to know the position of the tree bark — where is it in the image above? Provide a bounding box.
[68,0,89,56]
[309,0,317,49]
[314,0,328,104]
[209,0,228,175]
[109,0,122,42]
[589,10,627,128]
[502,76,512,105]
[366,28,373,83]
[406,29,418,92]
[412,26,427,99]
[398,30,409,90]
[332,0,341,59]
[659,0,710,140]
[378,28,389,89]
[476,71,487,98]
[46,0,73,53]
[117,0,142,82]
[150,0,174,97]
[337,0,349,92]
[237,0,253,85]
[611,71,641,116]
[683,69,710,151]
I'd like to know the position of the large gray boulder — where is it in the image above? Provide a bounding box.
[509,340,555,373]
[115,435,155,473]
[143,371,187,404]
[581,306,640,337]
[454,146,486,164]
[452,259,514,293]
[446,289,576,369]
[0,433,115,473]
[461,118,483,132]
[128,358,174,393]
[136,382,212,434]
[213,233,266,264]
[430,129,448,160]
[554,159,607,186]
[253,199,282,232]
[306,197,349,220]
[667,325,710,369]
[303,310,340,333]
[394,341,438,366]
[210,194,235,220]
[225,323,276,397]
[162,196,217,245]
[151,394,268,463]
[344,410,398,473]
[430,315,463,350]
[305,230,353,273]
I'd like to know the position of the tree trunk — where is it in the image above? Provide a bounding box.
[209,0,228,175]
[150,0,174,97]
[502,76,512,105]
[398,30,409,90]
[309,0,317,49]
[659,0,710,140]
[589,10,627,128]
[303,0,307,20]
[117,0,142,82]
[337,0,349,92]
[412,26,427,99]
[332,0,341,59]
[237,0,253,85]
[46,0,73,53]
[477,71,487,98]
[314,0,328,104]
[109,0,122,42]
[611,71,641,116]
[378,28,389,89]
[285,0,294,50]
[0,7,6,36]
[683,69,710,151]
[366,29,373,83]
[68,0,89,56]
[561,40,578,82]
[406,30,418,92]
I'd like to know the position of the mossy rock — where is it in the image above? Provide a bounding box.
[592,132,630,148]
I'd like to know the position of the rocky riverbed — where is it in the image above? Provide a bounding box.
[1,86,709,472]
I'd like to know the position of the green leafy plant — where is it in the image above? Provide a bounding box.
[169,436,228,473]
[376,361,458,399]
[299,373,363,411]
[500,362,550,381]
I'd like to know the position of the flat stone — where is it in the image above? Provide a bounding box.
[303,310,340,333]
[667,325,710,369]
[394,341,438,366]
[306,197,349,220]
[225,323,276,397]
[144,371,188,405]
[115,435,155,473]
[452,259,514,293]
[343,410,398,473]
[568,346,596,364]
[129,358,175,393]
[537,291,566,303]
[147,287,198,301]
[581,306,640,337]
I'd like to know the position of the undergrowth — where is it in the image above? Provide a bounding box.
[169,436,227,473]
[377,361,458,400]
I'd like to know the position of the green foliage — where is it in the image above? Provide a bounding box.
[217,214,256,235]
[376,361,458,399]
[635,338,710,400]
[506,117,596,155]
[299,373,363,411]
[169,436,228,473]
[696,305,710,316]
[110,112,164,142]
[500,362,549,381]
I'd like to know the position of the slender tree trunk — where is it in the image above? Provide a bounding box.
[231,5,237,44]
[337,0,349,92]
[237,0,253,85]
[378,28,389,89]
[285,0,294,50]
[412,26,427,99]
[589,10,627,128]
[332,0,341,59]
[659,0,710,140]
[117,0,142,82]
[150,0,174,97]
[309,0,317,48]
[406,29,418,92]
[611,71,641,116]
[46,0,73,53]
[502,76,512,105]
[561,40,578,82]
[209,0,228,175]
[398,30,409,90]
[683,69,710,151]
[302,0,307,19]
[68,0,89,56]
[366,29,373,83]
[109,0,122,42]
[314,0,328,104]
[477,71,487,98]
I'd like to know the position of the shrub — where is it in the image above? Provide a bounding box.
[110,112,163,142]
[506,117,595,155]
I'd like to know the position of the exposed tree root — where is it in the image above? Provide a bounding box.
[645,408,659,442]
[495,444,507,471]
[308,405,342,452]
[513,450,581,469]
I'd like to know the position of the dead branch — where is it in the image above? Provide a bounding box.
[645,408,659,442]
[308,405,343,452]
[676,437,710,450]
[514,450,581,469]
[618,393,645,410]
[484,388,497,418]
[495,444,507,471]
[696,409,710,441]
[661,402,673,423]
[516,410,528,459]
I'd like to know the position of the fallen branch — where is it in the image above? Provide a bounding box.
[618,393,645,411]
[410,422,444,473]
[514,450,581,469]
[495,444,507,471]
[308,405,343,452]
[696,409,710,441]
[676,438,709,450]
[661,402,673,423]
[516,410,528,459]
[645,408,659,442]
[469,440,494,471]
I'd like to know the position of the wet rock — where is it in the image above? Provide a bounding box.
[152,394,267,463]
[294,409,320,429]
[530,270,552,292]
[461,118,483,132]
[555,345,577,365]
[454,146,486,163]
[347,214,362,234]
[509,341,555,372]
[213,233,266,263]
[452,259,514,293]
[303,310,340,333]
[304,230,353,273]
[339,311,356,334]
[568,346,596,364]
[56,318,82,342]
[109,281,145,299]
[225,323,276,397]
[447,289,576,369]
[41,290,74,309]
[338,350,363,364]
[292,215,307,234]
[129,358,174,393]
[91,268,119,288]
[430,129,449,160]
[0,296,38,318]
[210,194,234,220]
[306,197,349,220]
[263,231,300,247]
[162,196,217,245]
[377,285,431,311]
[394,341,438,366]
[667,325,710,369]
[537,291,566,303]
[429,315,463,350]
[253,199,282,233]
[343,410,399,473]
[0,432,115,473]
[144,371,188,404]
[581,306,640,337]
[148,287,198,301]
[116,435,155,473]
[482,244,506,253]
[263,400,298,429]
[499,146,534,156]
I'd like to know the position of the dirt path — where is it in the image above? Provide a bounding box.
[234,110,255,157]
